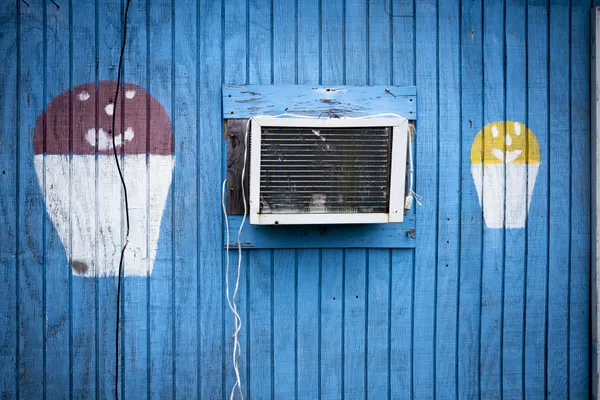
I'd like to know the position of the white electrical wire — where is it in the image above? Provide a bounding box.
[221,111,420,400]
[222,181,244,400]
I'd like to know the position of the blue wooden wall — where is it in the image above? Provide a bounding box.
[0,0,591,399]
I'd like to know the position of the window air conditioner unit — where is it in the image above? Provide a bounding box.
[249,117,410,225]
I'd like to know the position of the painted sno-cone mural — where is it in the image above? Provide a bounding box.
[470,121,540,229]
[33,81,174,277]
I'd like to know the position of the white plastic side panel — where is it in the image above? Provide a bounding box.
[389,123,409,222]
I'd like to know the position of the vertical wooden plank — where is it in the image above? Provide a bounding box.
[148,0,174,397]
[224,0,247,86]
[247,1,273,398]
[344,1,367,398]
[414,0,438,396]
[272,249,296,399]
[297,250,320,398]
[272,2,297,398]
[547,0,570,397]
[524,1,549,398]
[503,1,526,398]
[390,250,414,398]
[592,8,600,398]
[0,1,18,397]
[367,3,391,398]
[70,0,98,397]
[480,0,504,397]
[321,250,343,400]
[366,249,390,399]
[173,0,199,397]
[435,0,460,397]
[122,0,149,397]
[96,1,123,397]
[458,0,483,397]
[223,0,248,397]
[297,0,319,85]
[321,0,344,85]
[569,1,590,397]
[344,249,367,399]
[390,1,415,398]
[318,1,344,398]
[249,0,272,86]
[368,0,391,85]
[345,0,367,86]
[18,0,45,397]
[273,0,296,84]
[44,1,71,397]
[198,0,224,398]
[247,250,273,399]
[392,0,415,87]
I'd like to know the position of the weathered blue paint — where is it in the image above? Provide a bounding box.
[524,2,549,398]
[226,215,417,248]
[0,1,591,400]
[223,84,417,118]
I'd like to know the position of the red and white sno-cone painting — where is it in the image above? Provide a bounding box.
[33,81,174,277]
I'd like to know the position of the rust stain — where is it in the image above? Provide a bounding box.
[406,229,416,239]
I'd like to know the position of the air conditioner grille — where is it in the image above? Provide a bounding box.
[259,126,392,214]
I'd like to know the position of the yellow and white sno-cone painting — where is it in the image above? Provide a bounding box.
[470,121,540,229]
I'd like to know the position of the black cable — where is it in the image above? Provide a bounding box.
[112,0,132,398]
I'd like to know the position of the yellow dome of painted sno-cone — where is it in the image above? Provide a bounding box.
[470,121,540,229]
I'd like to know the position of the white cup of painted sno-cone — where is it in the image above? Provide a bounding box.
[34,81,174,277]
[470,121,540,229]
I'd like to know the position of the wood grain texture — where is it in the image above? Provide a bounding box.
[503,1,527,398]
[297,249,320,398]
[44,2,71,398]
[18,1,45,398]
[198,0,224,398]
[524,2,550,398]
[0,1,18,398]
[225,119,250,215]
[173,0,200,396]
[272,249,296,399]
[569,1,590,397]
[223,0,249,397]
[97,1,121,397]
[122,0,149,397]
[70,1,97,397]
[342,6,368,396]
[223,84,416,119]
[225,215,416,249]
[0,1,592,399]
[480,1,505,398]
[435,1,461,398]
[548,1,571,398]
[458,0,484,397]
[366,5,393,399]
[413,0,438,397]
[390,1,416,397]
[148,1,174,398]
[320,249,343,399]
